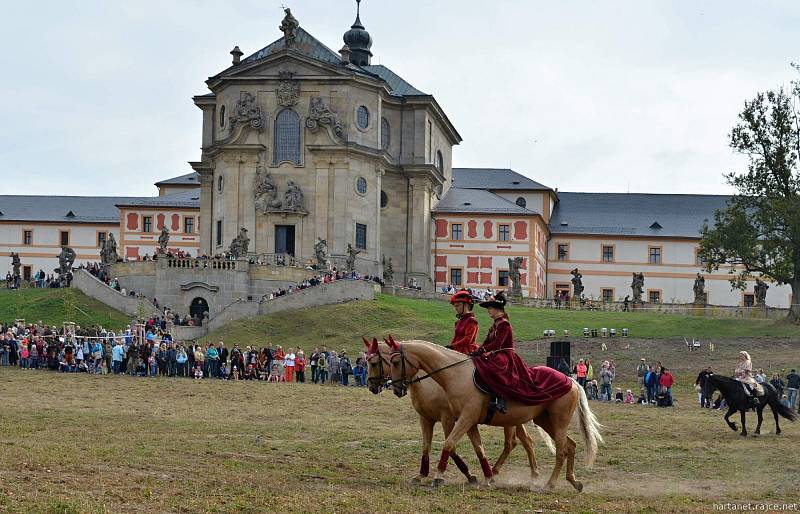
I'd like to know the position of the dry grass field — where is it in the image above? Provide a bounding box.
[1,336,799,513]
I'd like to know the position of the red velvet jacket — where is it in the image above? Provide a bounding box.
[450,313,479,354]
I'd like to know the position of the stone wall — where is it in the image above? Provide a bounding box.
[72,269,159,318]
[381,285,450,302]
[171,325,208,342]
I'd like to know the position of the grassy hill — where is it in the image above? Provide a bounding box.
[0,288,130,328]
[201,293,800,356]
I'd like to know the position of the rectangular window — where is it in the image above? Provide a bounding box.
[648,246,662,264]
[451,223,463,241]
[184,217,194,234]
[450,268,462,286]
[743,293,755,308]
[557,244,569,260]
[602,245,614,262]
[23,266,32,282]
[649,290,661,304]
[602,288,614,302]
[355,223,367,250]
[23,230,32,245]
[97,231,107,248]
[60,231,69,246]
[143,216,152,233]
[498,270,509,287]
[499,224,510,241]
[216,220,223,247]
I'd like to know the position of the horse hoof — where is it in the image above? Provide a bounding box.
[543,482,556,491]
[491,466,499,476]
[573,481,584,493]
[431,478,445,489]
[728,424,737,431]
[531,470,540,479]
[776,430,781,435]
[484,478,496,488]
[467,475,479,485]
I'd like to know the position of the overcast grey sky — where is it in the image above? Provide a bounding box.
[1,1,797,197]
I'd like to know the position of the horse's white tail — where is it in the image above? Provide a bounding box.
[527,420,555,455]
[574,377,604,468]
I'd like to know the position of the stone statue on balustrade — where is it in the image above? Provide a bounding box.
[754,277,769,306]
[57,246,76,284]
[693,273,706,304]
[158,227,170,254]
[228,228,250,259]
[345,244,361,273]
[507,257,523,297]
[314,238,328,269]
[382,255,394,284]
[100,233,118,267]
[10,252,21,279]
[570,268,584,297]
[631,272,645,304]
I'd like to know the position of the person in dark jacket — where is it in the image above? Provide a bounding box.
[695,367,712,408]
[786,369,799,411]
[218,342,229,377]
[645,366,658,404]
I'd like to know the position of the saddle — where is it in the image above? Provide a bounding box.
[473,370,505,424]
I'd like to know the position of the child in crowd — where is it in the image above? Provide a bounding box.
[231,366,240,380]
[637,391,648,405]
[244,364,256,380]
[268,363,281,382]
[219,362,229,379]
[624,389,634,404]
[614,388,624,403]
[193,364,203,380]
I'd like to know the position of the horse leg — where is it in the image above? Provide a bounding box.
[564,435,582,492]
[724,407,737,431]
[465,426,495,486]
[739,409,748,437]
[412,416,435,484]
[515,424,540,479]
[431,413,480,488]
[754,405,764,436]
[533,413,569,491]
[771,401,781,435]
[491,426,517,476]
[442,418,477,484]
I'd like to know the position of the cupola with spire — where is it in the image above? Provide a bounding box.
[343,0,372,66]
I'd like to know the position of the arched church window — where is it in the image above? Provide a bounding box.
[380,117,390,150]
[516,197,527,208]
[273,109,301,165]
[357,106,370,129]
[435,150,444,171]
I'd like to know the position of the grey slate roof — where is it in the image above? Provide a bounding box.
[115,189,200,208]
[549,192,731,238]
[358,65,427,96]
[241,27,342,66]
[433,187,540,215]
[155,172,200,186]
[453,168,552,191]
[0,196,147,223]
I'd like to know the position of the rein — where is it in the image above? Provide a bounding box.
[390,344,510,386]
[366,351,391,389]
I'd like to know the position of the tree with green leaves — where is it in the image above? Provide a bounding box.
[699,66,800,320]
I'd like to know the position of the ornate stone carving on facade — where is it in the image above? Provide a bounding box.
[570,268,584,297]
[631,272,645,304]
[276,70,300,107]
[305,96,344,139]
[754,277,769,306]
[508,257,523,297]
[158,227,170,254]
[284,181,305,212]
[693,273,706,304]
[228,92,264,131]
[254,166,283,213]
[228,228,250,258]
[279,8,299,47]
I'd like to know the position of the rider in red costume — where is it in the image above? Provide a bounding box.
[447,290,480,355]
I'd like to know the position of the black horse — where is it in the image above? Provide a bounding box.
[705,374,796,437]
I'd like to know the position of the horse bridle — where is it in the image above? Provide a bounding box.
[366,349,391,390]
[389,343,472,391]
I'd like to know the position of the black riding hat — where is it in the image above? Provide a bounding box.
[479,291,507,310]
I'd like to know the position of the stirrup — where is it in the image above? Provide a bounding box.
[493,397,508,414]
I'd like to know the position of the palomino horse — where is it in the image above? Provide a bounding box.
[363,338,552,484]
[386,338,603,490]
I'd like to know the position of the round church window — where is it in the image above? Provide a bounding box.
[217,175,224,193]
[357,106,369,129]
[356,177,367,195]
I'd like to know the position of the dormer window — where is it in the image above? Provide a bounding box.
[65,211,75,218]
[650,221,662,229]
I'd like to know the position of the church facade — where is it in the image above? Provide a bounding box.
[190,7,459,286]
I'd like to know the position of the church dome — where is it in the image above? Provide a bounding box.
[343,1,372,66]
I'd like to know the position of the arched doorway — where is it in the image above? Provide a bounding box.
[190,297,209,320]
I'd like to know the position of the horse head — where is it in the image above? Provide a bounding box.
[364,336,386,395]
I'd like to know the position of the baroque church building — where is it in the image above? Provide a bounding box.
[190,7,460,287]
